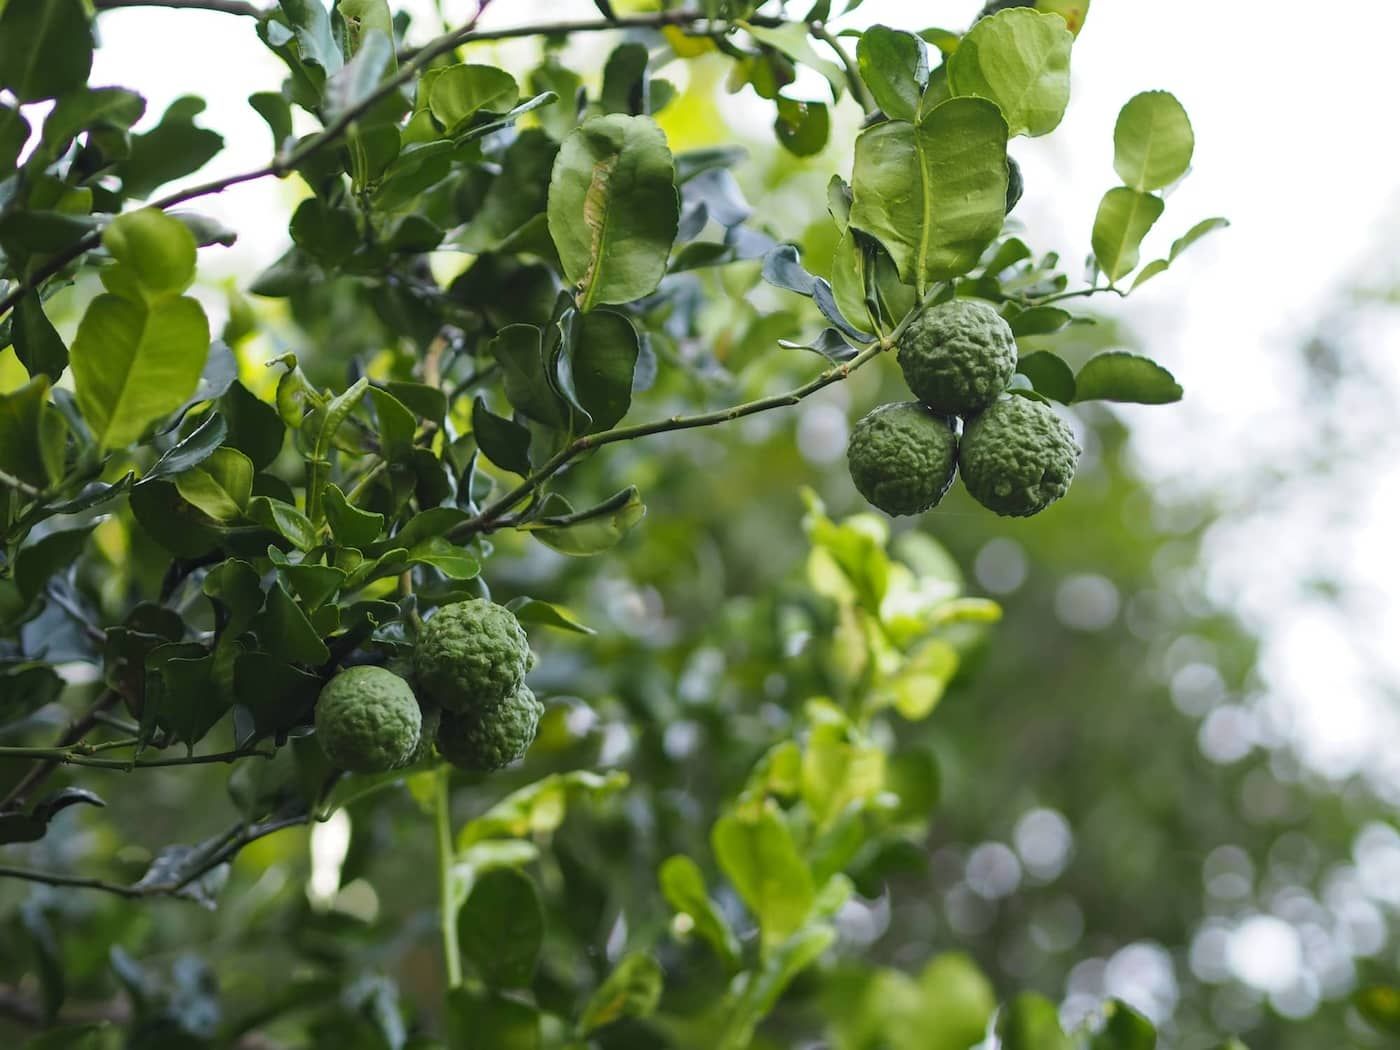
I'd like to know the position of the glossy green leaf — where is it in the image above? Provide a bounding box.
[547,114,679,311]
[472,396,532,476]
[1073,350,1182,404]
[70,294,211,450]
[601,42,648,116]
[255,581,329,666]
[0,0,92,103]
[489,324,569,428]
[459,868,544,988]
[408,537,480,579]
[456,130,558,253]
[290,198,359,265]
[848,97,1009,292]
[1113,90,1194,191]
[948,8,1073,137]
[659,855,740,966]
[367,385,415,459]
[1016,350,1077,402]
[1091,187,1164,283]
[12,293,67,382]
[713,802,813,946]
[128,480,223,557]
[203,559,265,640]
[16,525,94,602]
[578,953,662,1034]
[247,496,318,551]
[774,97,829,157]
[1010,306,1072,336]
[741,22,845,100]
[174,447,254,522]
[566,308,639,432]
[323,483,384,548]
[430,64,519,132]
[856,26,928,122]
[221,381,285,470]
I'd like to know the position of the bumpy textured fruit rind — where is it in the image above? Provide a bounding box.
[897,299,1017,415]
[435,685,544,773]
[414,599,531,713]
[396,702,441,768]
[846,401,958,517]
[959,396,1081,517]
[315,666,422,773]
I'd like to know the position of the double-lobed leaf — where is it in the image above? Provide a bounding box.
[547,114,679,311]
[948,8,1074,137]
[848,97,1009,292]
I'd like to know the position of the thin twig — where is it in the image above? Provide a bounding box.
[93,0,265,15]
[0,745,274,769]
[0,691,119,811]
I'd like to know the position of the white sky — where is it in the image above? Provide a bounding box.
[85,0,1400,794]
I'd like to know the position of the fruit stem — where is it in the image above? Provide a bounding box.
[434,767,463,988]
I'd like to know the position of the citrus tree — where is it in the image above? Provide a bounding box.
[0,0,1244,1046]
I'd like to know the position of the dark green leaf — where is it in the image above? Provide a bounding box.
[120,97,224,199]
[143,412,228,481]
[0,104,30,175]
[856,26,927,122]
[445,987,539,1050]
[774,97,829,157]
[290,197,360,265]
[455,130,558,253]
[547,114,679,311]
[1073,350,1182,404]
[1090,1000,1157,1050]
[1010,305,1072,336]
[489,324,569,428]
[324,483,384,548]
[221,381,285,470]
[472,396,532,476]
[12,293,68,382]
[255,581,330,665]
[0,0,92,103]
[153,653,231,748]
[566,308,640,432]
[1016,350,1076,402]
[203,559,265,639]
[601,42,649,116]
[174,447,253,522]
[16,525,94,602]
[0,378,56,490]
[459,868,544,988]
[849,97,1009,290]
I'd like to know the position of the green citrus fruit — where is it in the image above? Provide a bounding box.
[396,702,441,769]
[414,599,531,713]
[847,401,958,517]
[435,684,544,773]
[958,396,1080,517]
[897,299,1017,415]
[315,665,422,773]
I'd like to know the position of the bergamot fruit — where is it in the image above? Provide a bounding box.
[959,396,1080,517]
[315,665,422,773]
[435,684,544,772]
[414,599,531,712]
[847,401,958,517]
[897,299,1017,415]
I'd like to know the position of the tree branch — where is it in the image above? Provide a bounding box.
[93,0,265,15]
[451,340,889,542]
[0,744,274,769]
[0,813,309,901]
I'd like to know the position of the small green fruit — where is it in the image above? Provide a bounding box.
[846,401,958,517]
[414,599,531,713]
[897,299,1017,415]
[435,684,544,773]
[315,666,422,773]
[959,396,1080,517]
